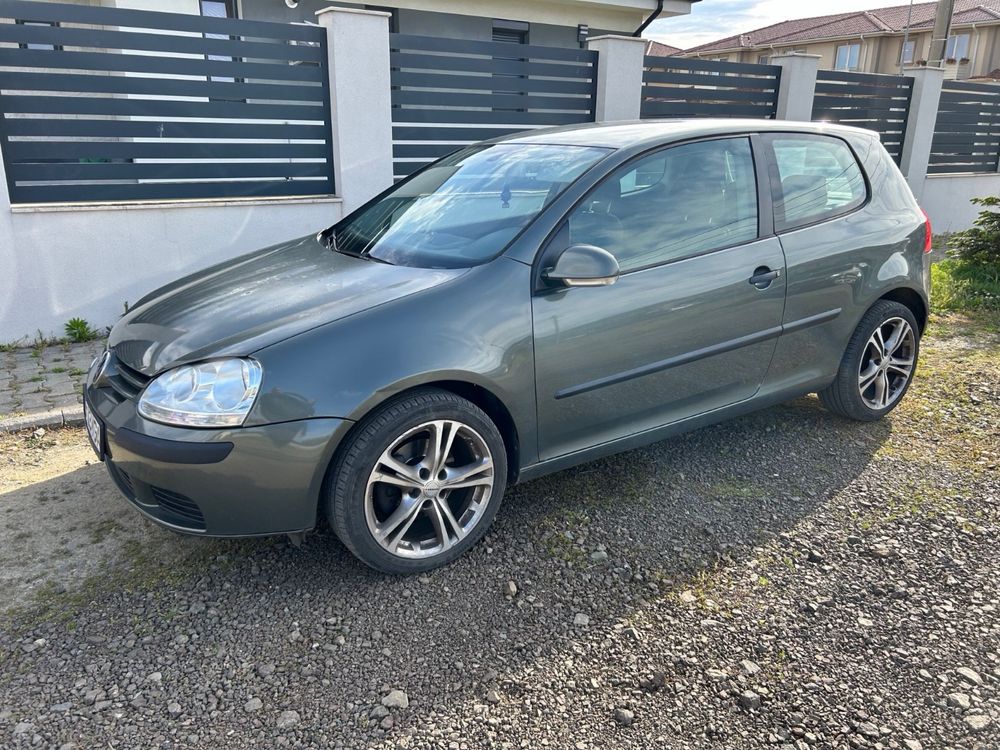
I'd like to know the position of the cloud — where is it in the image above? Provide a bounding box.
[647,0,900,50]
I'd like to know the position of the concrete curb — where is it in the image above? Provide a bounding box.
[0,407,84,433]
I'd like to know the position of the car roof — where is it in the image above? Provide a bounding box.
[492,119,880,149]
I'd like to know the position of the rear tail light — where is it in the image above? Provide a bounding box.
[921,208,933,254]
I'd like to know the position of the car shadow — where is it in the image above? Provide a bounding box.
[2,396,892,742]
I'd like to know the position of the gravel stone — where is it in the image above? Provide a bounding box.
[739,690,761,711]
[244,697,263,712]
[740,659,761,675]
[964,715,991,732]
[947,692,971,710]
[573,613,590,627]
[956,667,983,685]
[382,690,409,709]
[276,710,300,729]
[613,708,634,726]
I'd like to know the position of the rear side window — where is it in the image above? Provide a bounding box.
[769,134,866,232]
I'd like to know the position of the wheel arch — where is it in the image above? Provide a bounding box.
[877,286,928,333]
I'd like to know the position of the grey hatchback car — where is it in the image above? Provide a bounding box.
[84,119,931,573]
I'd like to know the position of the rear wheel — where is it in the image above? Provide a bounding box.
[327,388,507,574]
[819,300,919,421]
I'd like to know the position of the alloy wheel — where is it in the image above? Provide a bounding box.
[858,316,915,410]
[364,420,495,558]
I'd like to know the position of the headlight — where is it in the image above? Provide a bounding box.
[138,358,262,428]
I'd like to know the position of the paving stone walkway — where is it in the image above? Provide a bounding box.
[0,339,106,431]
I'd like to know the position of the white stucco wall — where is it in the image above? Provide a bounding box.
[919,173,1000,234]
[0,195,343,343]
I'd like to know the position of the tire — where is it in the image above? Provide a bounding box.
[819,300,920,422]
[326,388,508,574]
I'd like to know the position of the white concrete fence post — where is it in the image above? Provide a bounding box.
[771,53,821,121]
[587,35,647,122]
[316,6,394,213]
[899,66,945,200]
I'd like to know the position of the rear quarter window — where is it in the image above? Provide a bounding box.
[768,134,867,232]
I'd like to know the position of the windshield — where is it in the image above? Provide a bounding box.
[329,143,610,268]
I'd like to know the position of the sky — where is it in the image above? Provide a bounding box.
[647,0,918,50]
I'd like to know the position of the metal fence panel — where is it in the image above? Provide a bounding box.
[811,70,913,164]
[929,80,1000,174]
[640,56,781,120]
[389,33,598,179]
[0,0,334,204]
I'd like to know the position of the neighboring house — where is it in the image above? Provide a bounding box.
[683,0,1000,80]
[645,39,682,56]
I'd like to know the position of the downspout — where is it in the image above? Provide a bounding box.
[633,0,664,37]
[969,23,979,77]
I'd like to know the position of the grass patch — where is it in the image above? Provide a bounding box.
[932,259,1000,314]
[709,478,759,500]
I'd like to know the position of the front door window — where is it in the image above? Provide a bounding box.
[565,138,758,272]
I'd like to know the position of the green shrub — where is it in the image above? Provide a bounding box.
[947,196,1000,265]
[63,317,99,343]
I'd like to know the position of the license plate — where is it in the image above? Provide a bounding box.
[83,396,105,461]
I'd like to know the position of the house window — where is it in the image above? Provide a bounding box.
[200,0,235,19]
[945,33,971,61]
[901,39,916,64]
[757,54,769,64]
[834,42,861,71]
[492,19,529,44]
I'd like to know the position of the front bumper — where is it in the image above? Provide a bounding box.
[85,364,349,537]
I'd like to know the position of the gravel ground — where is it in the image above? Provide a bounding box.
[0,313,997,750]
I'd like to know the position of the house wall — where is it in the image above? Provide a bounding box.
[920,173,1000,233]
[238,0,631,40]
[0,192,344,343]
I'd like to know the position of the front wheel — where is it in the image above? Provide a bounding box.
[326,388,507,574]
[819,300,920,421]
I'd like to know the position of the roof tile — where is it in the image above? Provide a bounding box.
[686,0,1000,54]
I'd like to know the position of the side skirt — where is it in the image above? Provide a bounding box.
[514,376,832,484]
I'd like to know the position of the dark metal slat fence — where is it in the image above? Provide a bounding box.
[929,80,1000,174]
[0,0,335,204]
[811,69,913,164]
[389,33,598,179]
[640,56,781,120]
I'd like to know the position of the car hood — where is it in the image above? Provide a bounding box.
[109,234,463,375]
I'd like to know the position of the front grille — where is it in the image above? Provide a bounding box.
[107,351,151,401]
[150,486,206,530]
[116,360,149,392]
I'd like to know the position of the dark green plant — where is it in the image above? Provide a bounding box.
[63,317,99,344]
[947,196,1000,266]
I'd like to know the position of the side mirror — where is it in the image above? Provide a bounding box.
[542,244,620,287]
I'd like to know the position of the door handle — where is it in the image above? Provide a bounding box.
[749,266,781,290]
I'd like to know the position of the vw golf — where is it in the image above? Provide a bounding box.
[84,120,931,573]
